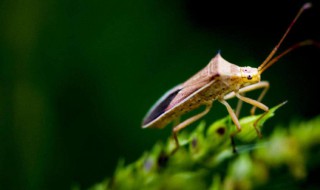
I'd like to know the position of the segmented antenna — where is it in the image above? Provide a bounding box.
[258,3,313,74]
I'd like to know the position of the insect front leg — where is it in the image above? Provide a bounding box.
[245,82,270,115]
[224,81,270,138]
[224,81,269,115]
[171,103,212,155]
[235,84,270,138]
[235,92,268,112]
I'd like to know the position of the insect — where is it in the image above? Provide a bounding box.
[142,2,318,154]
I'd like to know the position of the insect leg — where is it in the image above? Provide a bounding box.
[234,83,270,138]
[224,81,269,115]
[171,103,212,155]
[235,92,245,118]
[246,82,270,115]
[235,92,268,112]
[219,99,241,153]
[219,99,241,131]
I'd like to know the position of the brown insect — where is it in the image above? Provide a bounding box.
[142,3,318,154]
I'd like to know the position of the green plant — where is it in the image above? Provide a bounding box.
[87,102,320,190]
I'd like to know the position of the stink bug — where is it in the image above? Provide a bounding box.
[142,3,318,154]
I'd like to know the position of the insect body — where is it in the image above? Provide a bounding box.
[143,52,268,154]
[142,54,263,130]
[142,3,317,154]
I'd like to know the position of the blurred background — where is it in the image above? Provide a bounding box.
[0,0,319,189]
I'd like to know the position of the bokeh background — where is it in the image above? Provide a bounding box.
[1,0,319,189]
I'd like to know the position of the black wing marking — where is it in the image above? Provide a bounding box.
[142,85,182,126]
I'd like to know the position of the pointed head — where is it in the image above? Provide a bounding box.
[240,66,260,86]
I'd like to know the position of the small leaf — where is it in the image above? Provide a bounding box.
[235,101,287,142]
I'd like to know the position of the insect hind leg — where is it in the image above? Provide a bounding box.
[171,103,212,155]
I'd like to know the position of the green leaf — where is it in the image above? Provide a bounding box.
[234,101,287,142]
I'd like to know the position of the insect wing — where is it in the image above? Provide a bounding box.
[142,84,182,127]
[165,55,219,111]
[142,54,220,128]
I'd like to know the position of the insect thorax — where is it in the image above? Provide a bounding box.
[199,76,243,101]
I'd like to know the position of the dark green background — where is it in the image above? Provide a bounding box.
[0,0,319,189]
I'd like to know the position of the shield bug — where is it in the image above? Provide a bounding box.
[142,2,318,154]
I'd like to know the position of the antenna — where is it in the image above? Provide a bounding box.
[258,2,313,74]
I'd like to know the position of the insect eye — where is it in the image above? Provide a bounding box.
[247,75,252,80]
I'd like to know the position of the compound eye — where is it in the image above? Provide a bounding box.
[247,75,252,80]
